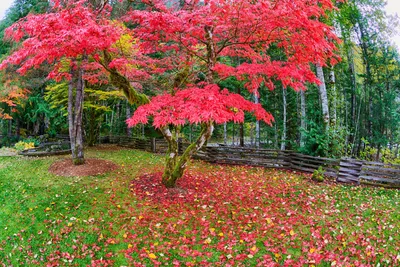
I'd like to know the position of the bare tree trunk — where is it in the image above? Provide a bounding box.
[300,90,306,148]
[231,124,235,145]
[239,124,244,147]
[223,122,227,145]
[281,86,287,150]
[68,64,85,166]
[161,122,214,188]
[110,108,114,136]
[316,64,330,132]
[237,87,244,147]
[330,68,337,126]
[254,94,260,148]
[126,100,132,137]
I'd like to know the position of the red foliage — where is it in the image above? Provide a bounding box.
[122,164,399,266]
[126,0,340,92]
[130,172,213,204]
[0,0,123,81]
[125,0,340,127]
[127,84,274,128]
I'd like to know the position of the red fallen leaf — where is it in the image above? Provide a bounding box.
[90,259,114,267]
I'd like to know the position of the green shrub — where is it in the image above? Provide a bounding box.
[23,137,41,147]
[312,166,325,183]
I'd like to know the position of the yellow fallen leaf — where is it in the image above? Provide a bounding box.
[251,246,257,251]
[67,223,73,227]
[209,228,215,232]
[45,207,51,211]
[128,244,133,248]
[266,218,272,224]
[148,253,157,259]
[310,248,316,253]
[123,233,128,238]
[204,237,212,244]
[218,232,224,237]
[289,230,295,236]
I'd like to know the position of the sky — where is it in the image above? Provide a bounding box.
[0,0,13,21]
[0,0,399,45]
[385,0,400,48]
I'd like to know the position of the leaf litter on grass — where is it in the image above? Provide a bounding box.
[0,149,399,266]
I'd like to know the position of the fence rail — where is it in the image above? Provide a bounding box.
[103,136,400,188]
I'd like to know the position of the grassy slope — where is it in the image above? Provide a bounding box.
[0,147,399,266]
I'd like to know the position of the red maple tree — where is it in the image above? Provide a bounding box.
[1,0,339,187]
[0,0,141,164]
[124,0,339,187]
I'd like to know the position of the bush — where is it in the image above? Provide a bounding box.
[14,141,36,151]
[312,166,325,183]
[23,137,41,147]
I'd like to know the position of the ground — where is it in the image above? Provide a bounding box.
[49,158,118,177]
[0,147,17,157]
[0,145,399,266]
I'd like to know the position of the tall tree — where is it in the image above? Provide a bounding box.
[316,64,330,132]
[125,0,339,187]
[0,0,123,164]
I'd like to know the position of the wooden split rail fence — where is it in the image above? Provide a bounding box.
[102,136,400,188]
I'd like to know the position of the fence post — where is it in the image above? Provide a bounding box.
[286,151,294,170]
[337,158,362,185]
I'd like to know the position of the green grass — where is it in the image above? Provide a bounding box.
[0,146,399,266]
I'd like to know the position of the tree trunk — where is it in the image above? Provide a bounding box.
[329,68,337,126]
[239,124,244,147]
[281,86,287,150]
[126,100,132,137]
[254,94,260,148]
[300,90,306,147]
[68,64,85,166]
[223,122,227,145]
[161,123,214,188]
[7,119,12,137]
[316,64,330,132]
[231,124,235,145]
[237,87,244,147]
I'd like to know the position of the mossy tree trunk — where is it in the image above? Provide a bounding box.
[161,122,214,188]
[68,62,85,165]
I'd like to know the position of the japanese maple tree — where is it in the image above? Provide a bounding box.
[124,0,339,188]
[0,0,143,164]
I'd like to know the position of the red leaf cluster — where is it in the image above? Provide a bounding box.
[0,1,123,80]
[126,84,274,128]
[126,0,340,92]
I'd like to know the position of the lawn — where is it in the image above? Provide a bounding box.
[0,146,399,266]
